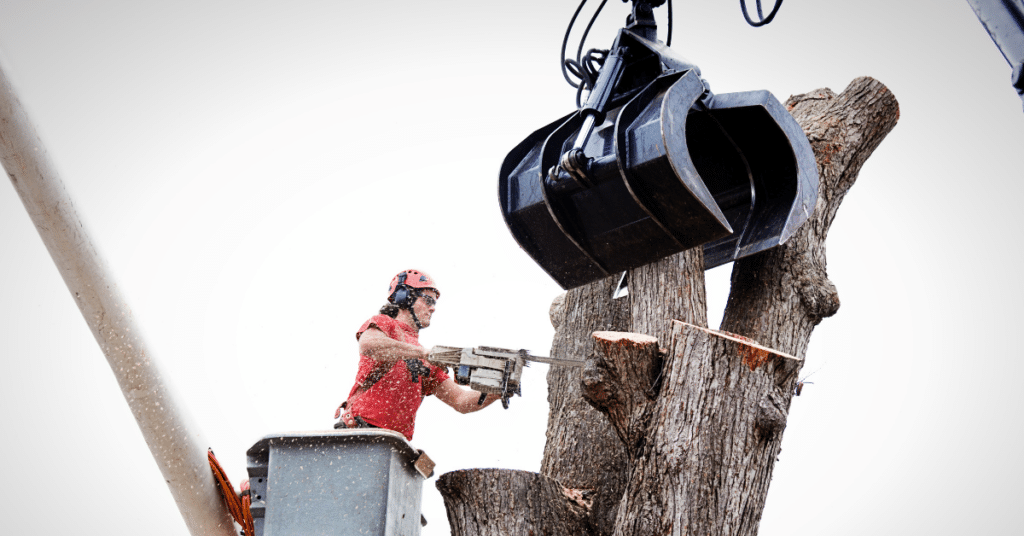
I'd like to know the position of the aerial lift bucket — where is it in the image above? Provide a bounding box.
[246,431,434,536]
[498,8,818,290]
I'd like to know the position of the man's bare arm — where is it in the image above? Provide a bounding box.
[359,328,430,363]
[434,377,501,414]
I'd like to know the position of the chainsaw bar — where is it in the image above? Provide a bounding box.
[471,346,585,368]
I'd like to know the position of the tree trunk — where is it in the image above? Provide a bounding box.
[436,469,591,536]
[540,278,631,534]
[437,76,898,536]
[587,324,802,535]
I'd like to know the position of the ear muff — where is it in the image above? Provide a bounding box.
[392,286,415,308]
[389,272,414,308]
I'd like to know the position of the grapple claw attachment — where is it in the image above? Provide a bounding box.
[498,31,818,290]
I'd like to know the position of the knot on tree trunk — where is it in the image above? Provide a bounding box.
[798,269,840,319]
[437,469,593,536]
[791,251,840,320]
[755,388,789,438]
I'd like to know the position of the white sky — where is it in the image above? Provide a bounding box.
[1,1,1022,535]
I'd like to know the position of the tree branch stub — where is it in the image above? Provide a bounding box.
[583,331,662,459]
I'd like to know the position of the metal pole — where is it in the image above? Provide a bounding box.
[0,63,236,536]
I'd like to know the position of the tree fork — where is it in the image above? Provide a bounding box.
[436,77,898,536]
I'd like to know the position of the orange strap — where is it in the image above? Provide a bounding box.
[208,449,255,536]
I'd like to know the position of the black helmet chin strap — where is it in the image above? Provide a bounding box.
[408,307,424,330]
[404,290,424,330]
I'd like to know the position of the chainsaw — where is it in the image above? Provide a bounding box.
[428,346,584,409]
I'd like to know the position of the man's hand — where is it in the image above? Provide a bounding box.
[334,403,357,428]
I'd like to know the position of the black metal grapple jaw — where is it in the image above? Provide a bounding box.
[498,8,818,290]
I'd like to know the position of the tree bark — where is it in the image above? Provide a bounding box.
[541,278,631,534]
[436,469,591,536]
[437,76,898,536]
[589,323,803,535]
[580,331,662,457]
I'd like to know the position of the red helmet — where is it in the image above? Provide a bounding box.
[387,269,440,306]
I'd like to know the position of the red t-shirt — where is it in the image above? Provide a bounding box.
[345,314,449,440]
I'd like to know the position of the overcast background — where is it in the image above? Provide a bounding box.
[1,1,1022,534]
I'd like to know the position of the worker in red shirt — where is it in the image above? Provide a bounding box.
[335,269,501,440]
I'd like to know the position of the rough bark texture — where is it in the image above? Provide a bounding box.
[541,277,631,534]
[628,249,708,345]
[437,469,591,536]
[437,76,898,536]
[597,323,803,535]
